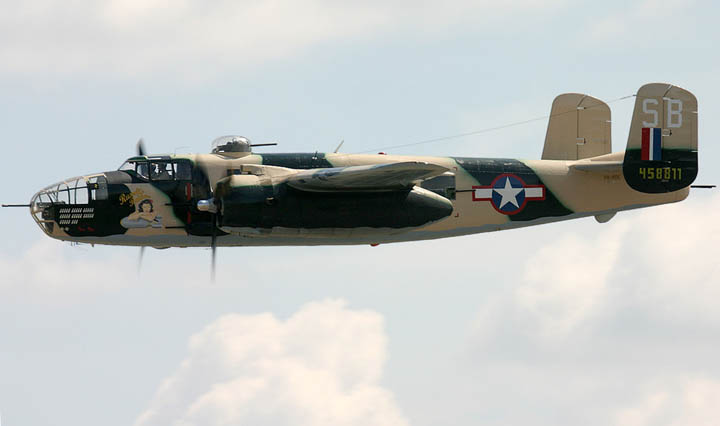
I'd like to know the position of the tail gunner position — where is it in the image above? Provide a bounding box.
[9,84,706,254]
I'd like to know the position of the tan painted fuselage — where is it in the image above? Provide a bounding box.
[30,150,687,248]
[27,83,698,248]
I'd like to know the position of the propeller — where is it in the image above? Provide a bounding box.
[136,138,147,274]
[208,190,223,282]
[211,213,217,282]
[197,197,220,282]
[133,136,220,281]
[138,246,145,273]
[136,138,147,156]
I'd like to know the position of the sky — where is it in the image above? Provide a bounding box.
[1,1,719,425]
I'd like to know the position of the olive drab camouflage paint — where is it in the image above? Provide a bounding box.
[26,83,699,248]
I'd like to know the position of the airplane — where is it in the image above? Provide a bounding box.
[2,83,711,275]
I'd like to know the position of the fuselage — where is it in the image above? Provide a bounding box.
[29,151,688,247]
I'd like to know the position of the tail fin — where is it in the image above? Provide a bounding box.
[542,93,611,160]
[623,83,698,193]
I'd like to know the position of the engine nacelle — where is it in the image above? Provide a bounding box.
[215,175,453,232]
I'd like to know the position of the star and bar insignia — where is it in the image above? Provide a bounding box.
[472,173,545,215]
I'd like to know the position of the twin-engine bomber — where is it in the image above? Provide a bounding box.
[7,83,705,270]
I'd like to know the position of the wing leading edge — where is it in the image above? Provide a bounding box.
[288,161,449,192]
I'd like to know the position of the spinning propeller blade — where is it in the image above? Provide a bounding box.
[138,246,145,272]
[136,138,147,275]
[136,138,147,156]
[211,210,218,282]
[133,137,219,282]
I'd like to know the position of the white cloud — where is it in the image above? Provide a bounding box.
[515,220,629,337]
[623,192,720,324]
[0,0,566,82]
[615,378,720,426]
[461,193,720,425]
[0,237,218,303]
[473,191,720,343]
[0,239,132,301]
[134,299,408,426]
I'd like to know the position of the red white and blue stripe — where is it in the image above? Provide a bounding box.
[641,127,662,161]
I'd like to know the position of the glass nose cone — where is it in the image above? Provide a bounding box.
[29,175,107,237]
[30,184,61,236]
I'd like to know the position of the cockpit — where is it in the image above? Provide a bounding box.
[118,158,193,181]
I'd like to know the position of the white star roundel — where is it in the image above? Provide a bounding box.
[472,173,545,215]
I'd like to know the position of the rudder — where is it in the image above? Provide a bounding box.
[623,83,698,193]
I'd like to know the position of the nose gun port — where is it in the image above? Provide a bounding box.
[29,190,56,235]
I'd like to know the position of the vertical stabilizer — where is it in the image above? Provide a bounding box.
[623,83,698,193]
[542,94,611,160]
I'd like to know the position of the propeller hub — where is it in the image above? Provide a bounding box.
[197,198,218,213]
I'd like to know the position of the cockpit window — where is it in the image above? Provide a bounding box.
[119,160,152,180]
[150,162,173,181]
[136,162,149,179]
[119,159,192,181]
[119,161,134,171]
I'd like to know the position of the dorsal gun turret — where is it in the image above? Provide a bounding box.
[211,135,252,157]
[211,135,278,158]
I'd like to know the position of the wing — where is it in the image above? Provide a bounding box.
[287,161,449,192]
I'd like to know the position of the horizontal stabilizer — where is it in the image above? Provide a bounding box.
[288,162,448,192]
[569,161,623,172]
[543,93,611,160]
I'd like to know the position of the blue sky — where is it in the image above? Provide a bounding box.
[2,1,719,425]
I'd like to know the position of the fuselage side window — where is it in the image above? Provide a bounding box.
[96,176,108,200]
[88,176,108,201]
